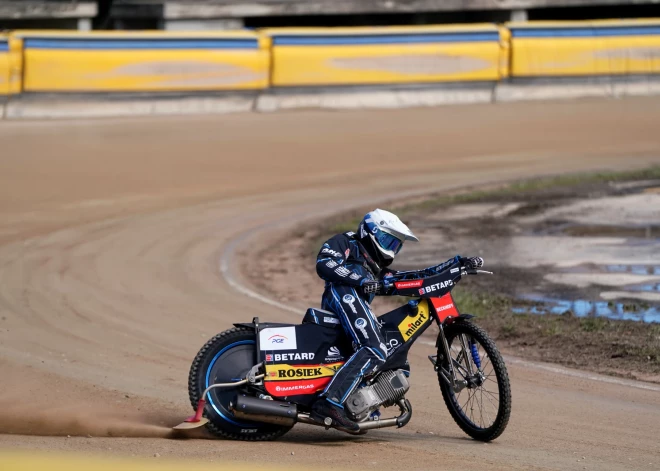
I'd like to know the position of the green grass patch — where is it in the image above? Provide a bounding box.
[399,165,660,214]
[579,317,609,332]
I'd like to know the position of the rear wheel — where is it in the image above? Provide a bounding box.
[437,320,511,442]
[188,327,292,441]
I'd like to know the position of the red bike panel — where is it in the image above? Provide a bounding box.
[265,377,332,397]
[430,293,460,322]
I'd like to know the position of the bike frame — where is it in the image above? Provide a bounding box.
[388,263,488,393]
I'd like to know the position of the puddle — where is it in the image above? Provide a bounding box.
[408,180,660,324]
[606,265,660,276]
[513,294,660,323]
[561,224,660,238]
[561,264,660,276]
[534,223,660,238]
[628,283,660,292]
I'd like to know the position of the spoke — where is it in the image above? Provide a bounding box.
[480,351,492,371]
[461,389,472,412]
[472,389,481,427]
[486,391,500,411]
[481,389,494,426]
[482,365,495,377]
[471,387,479,427]
[482,387,499,396]
[479,387,484,427]
[481,388,499,410]
[468,390,474,423]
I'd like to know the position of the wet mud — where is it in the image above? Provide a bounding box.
[398,175,660,323]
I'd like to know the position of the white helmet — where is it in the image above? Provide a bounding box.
[357,209,418,268]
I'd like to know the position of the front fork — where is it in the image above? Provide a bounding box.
[429,321,480,393]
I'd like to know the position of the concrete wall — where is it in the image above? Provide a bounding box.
[3,20,660,119]
[111,0,660,19]
[0,1,96,19]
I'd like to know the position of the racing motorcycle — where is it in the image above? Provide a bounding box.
[175,258,511,441]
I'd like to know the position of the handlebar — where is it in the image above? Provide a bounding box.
[464,268,494,275]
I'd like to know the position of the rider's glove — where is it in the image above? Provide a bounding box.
[361,280,382,295]
[461,256,484,269]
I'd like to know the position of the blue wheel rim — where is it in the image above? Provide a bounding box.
[205,339,256,428]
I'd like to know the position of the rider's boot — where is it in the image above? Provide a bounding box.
[311,398,360,432]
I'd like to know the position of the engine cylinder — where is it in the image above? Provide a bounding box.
[345,369,410,420]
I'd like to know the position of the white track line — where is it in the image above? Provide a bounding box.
[220,218,660,394]
[220,230,301,316]
[504,356,660,392]
[417,340,660,392]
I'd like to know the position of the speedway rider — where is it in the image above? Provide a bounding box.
[311,208,483,431]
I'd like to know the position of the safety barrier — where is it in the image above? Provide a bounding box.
[12,30,270,93]
[3,20,660,117]
[264,25,506,86]
[508,19,660,78]
[0,34,9,96]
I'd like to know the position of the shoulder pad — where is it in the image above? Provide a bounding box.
[344,231,356,237]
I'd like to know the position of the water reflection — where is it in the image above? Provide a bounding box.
[512,295,660,323]
[628,283,660,292]
[605,264,660,275]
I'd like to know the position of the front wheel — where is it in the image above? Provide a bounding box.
[188,327,292,441]
[437,320,511,442]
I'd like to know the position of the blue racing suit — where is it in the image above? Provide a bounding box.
[316,231,459,407]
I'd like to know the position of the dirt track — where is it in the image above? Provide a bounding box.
[1,98,660,470]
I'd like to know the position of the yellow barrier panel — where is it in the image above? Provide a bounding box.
[264,25,503,86]
[508,19,660,77]
[8,35,24,95]
[0,34,9,95]
[13,30,270,92]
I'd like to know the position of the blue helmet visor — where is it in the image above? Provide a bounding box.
[374,229,403,255]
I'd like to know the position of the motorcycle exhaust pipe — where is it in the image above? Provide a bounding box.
[229,394,297,426]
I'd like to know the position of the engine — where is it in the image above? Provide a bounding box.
[345,369,410,421]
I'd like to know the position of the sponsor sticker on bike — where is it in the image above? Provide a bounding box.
[265,377,332,396]
[259,326,297,351]
[431,293,459,321]
[327,346,340,357]
[397,300,431,341]
[419,280,453,295]
[325,346,344,362]
[395,279,424,290]
[265,362,343,381]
